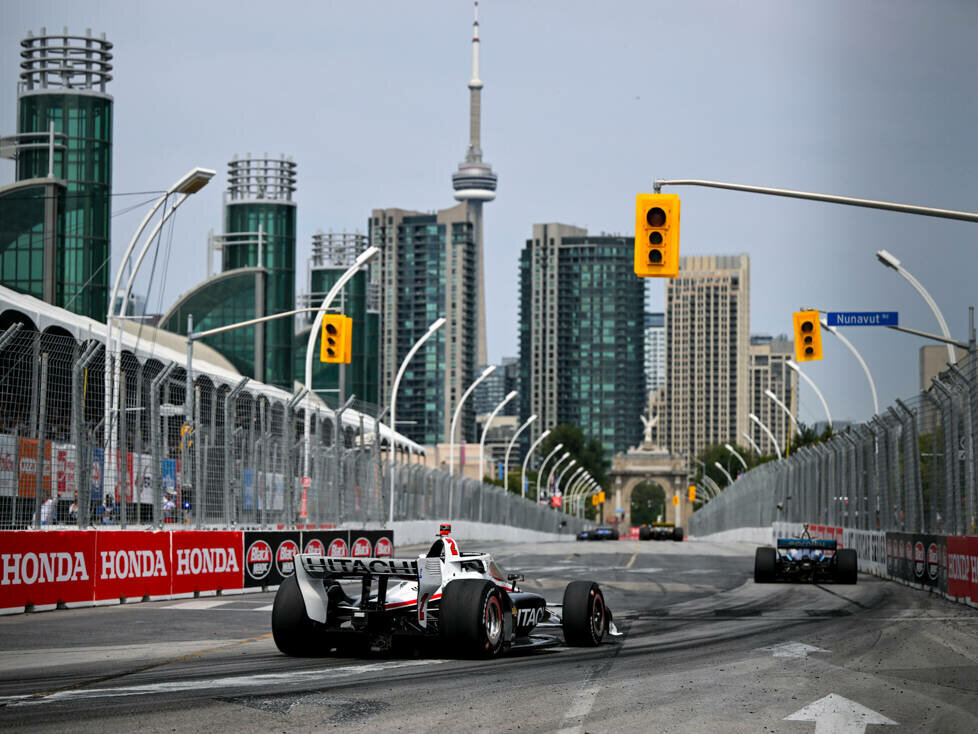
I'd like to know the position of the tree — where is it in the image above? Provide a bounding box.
[538,424,610,493]
[631,481,665,525]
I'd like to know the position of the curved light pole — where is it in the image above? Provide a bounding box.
[787,360,832,430]
[724,443,748,471]
[104,167,215,494]
[303,246,381,476]
[764,388,799,456]
[479,390,518,481]
[749,412,782,460]
[520,430,551,499]
[819,319,879,416]
[742,431,763,456]
[504,414,537,493]
[714,461,734,486]
[533,443,564,501]
[578,479,597,516]
[449,365,496,478]
[565,472,590,513]
[876,249,955,364]
[542,452,571,502]
[389,317,446,526]
[553,460,578,503]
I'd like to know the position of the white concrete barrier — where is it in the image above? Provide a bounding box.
[343,521,577,547]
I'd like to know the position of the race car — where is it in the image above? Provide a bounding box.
[273,523,619,658]
[754,531,857,584]
[638,522,684,541]
[576,526,619,541]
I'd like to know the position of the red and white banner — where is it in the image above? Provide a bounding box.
[0,530,96,612]
[946,536,978,603]
[170,531,244,597]
[94,531,171,603]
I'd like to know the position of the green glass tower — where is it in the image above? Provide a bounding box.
[222,155,297,390]
[1,28,113,321]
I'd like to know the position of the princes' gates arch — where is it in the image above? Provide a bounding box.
[609,440,691,529]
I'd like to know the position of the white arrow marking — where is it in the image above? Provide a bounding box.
[785,694,898,734]
[759,641,828,658]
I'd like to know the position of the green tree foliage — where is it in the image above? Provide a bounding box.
[631,481,665,525]
[538,424,610,492]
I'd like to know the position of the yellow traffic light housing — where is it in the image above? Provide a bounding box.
[672,492,680,507]
[688,485,697,503]
[634,193,680,277]
[320,314,353,364]
[793,310,823,362]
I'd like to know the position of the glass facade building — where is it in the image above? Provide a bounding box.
[519,226,645,456]
[1,29,113,321]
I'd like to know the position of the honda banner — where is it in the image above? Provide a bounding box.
[0,530,96,613]
[170,531,244,597]
[94,530,171,603]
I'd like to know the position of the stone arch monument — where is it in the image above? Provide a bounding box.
[609,429,689,529]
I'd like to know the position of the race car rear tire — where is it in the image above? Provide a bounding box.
[440,579,507,658]
[673,526,684,542]
[639,526,651,541]
[836,548,858,584]
[272,574,337,656]
[562,581,606,646]
[754,547,776,583]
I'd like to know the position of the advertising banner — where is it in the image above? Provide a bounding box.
[886,532,913,583]
[843,529,887,576]
[90,448,105,504]
[242,469,256,510]
[0,434,15,497]
[300,529,350,558]
[170,531,244,597]
[54,443,77,499]
[17,438,52,498]
[946,536,971,600]
[243,531,301,588]
[93,530,171,603]
[0,530,96,613]
[350,529,395,557]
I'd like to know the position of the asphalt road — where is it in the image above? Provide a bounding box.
[2,537,977,733]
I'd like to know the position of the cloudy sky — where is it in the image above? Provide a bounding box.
[2,0,977,427]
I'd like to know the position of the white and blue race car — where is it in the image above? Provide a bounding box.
[754,531,857,584]
[273,524,619,658]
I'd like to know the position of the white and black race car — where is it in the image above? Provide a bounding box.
[272,524,619,658]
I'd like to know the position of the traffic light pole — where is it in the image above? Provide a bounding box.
[652,179,978,223]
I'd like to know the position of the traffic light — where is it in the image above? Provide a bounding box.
[634,193,680,278]
[688,485,697,503]
[591,494,599,507]
[792,310,823,362]
[320,314,353,364]
[672,493,680,507]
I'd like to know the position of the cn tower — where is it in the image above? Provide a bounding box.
[452,0,497,367]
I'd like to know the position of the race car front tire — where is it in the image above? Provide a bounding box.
[836,548,858,584]
[754,547,776,583]
[272,574,338,656]
[562,581,607,646]
[440,579,507,658]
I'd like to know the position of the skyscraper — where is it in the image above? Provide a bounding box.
[645,311,665,393]
[748,335,797,454]
[519,224,645,456]
[372,2,496,446]
[0,28,113,321]
[665,254,750,459]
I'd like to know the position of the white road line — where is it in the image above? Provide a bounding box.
[253,604,274,611]
[0,658,448,707]
[159,600,232,610]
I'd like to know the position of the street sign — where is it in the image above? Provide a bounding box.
[827,311,898,327]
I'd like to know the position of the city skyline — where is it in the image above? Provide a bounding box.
[2,1,977,430]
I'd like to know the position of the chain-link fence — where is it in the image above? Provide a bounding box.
[690,350,978,538]
[0,324,588,536]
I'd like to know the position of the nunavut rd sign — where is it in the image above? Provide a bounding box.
[827,311,898,327]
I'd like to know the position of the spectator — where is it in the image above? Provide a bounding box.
[40,496,55,525]
[68,493,78,524]
[98,493,117,525]
[163,489,177,524]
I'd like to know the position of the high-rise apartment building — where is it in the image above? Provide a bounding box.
[645,312,665,393]
[1,28,113,321]
[473,357,519,417]
[519,224,645,456]
[748,335,797,454]
[371,3,495,446]
[161,155,297,390]
[665,254,750,459]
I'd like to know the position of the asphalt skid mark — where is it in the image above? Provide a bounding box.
[219,691,390,724]
[555,622,630,734]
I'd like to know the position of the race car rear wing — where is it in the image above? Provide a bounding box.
[299,555,420,580]
[776,538,837,550]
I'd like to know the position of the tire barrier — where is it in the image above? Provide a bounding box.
[0,528,393,614]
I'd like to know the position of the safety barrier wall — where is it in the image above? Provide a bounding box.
[0,528,393,615]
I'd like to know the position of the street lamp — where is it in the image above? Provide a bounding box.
[876,249,956,364]
[787,360,832,430]
[479,390,518,481]
[749,412,782,460]
[449,365,496,477]
[520,429,551,499]
[565,472,590,513]
[819,319,879,416]
[714,461,734,485]
[533,443,564,501]
[390,317,446,526]
[764,388,798,455]
[724,443,748,471]
[553,460,578,504]
[303,246,381,476]
[104,166,215,495]
[504,414,537,494]
[742,431,763,456]
[541,451,570,502]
